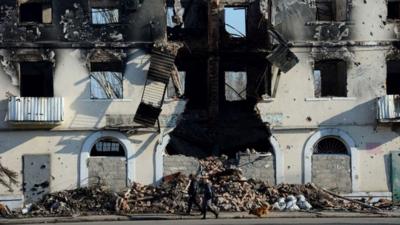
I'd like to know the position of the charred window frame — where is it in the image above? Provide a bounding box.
[90,61,124,99]
[313,59,347,97]
[225,71,247,101]
[19,61,54,97]
[89,0,121,25]
[387,60,400,95]
[387,0,400,21]
[18,0,52,24]
[315,0,350,22]
[224,7,247,38]
[166,71,186,100]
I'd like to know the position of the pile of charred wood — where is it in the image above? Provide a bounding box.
[9,157,396,217]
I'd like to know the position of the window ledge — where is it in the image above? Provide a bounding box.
[81,99,133,102]
[164,99,187,103]
[18,22,52,27]
[305,21,353,26]
[305,97,357,102]
[387,19,400,23]
[258,98,275,103]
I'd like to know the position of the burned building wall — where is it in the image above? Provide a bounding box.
[0,0,166,43]
[1,0,400,205]
[257,44,398,192]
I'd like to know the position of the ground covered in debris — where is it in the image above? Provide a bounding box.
[9,157,398,217]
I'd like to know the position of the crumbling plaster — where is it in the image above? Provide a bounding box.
[0,0,400,197]
[272,0,398,42]
[0,48,146,129]
[0,129,163,195]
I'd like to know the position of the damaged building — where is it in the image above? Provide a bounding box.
[0,0,400,209]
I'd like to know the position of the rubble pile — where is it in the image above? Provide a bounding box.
[127,173,189,213]
[18,157,395,217]
[28,187,117,216]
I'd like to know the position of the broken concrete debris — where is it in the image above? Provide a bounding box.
[6,157,396,218]
[0,203,11,217]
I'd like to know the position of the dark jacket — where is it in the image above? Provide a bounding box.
[203,182,214,200]
[188,179,199,196]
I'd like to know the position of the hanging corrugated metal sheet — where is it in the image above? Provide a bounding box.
[8,97,64,122]
[377,95,400,122]
[134,47,178,127]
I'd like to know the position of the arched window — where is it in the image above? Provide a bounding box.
[90,137,125,157]
[313,137,348,154]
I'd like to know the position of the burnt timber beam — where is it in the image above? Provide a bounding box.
[207,0,220,119]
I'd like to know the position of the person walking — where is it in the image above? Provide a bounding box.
[201,178,219,219]
[186,174,202,215]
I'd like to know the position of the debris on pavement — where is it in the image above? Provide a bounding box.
[7,157,397,217]
[0,203,11,217]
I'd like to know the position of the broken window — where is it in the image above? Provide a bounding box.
[166,71,186,99]
[224,7,246,38]
[225,71,247,101]
[313,137,348,154]
[20,61,54,97]
[313,60,347,97]
[315,0,348,21]
[90,138,125,157]
[387,60,400,95]
[166,6,184,28]
[91,8,119,24]
[19,0,52,24]
[90,62,123,99]
[90,0,120,24]
[316,0,335,21]
[388,0,400,20]
[166,7,176,28]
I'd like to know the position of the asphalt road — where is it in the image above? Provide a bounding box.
[29,218,400,225]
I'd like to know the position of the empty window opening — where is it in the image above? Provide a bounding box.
[90,62,123,99]
[20,61,53,97]
[387,60,400,95]
[19,1,52,24]
[91,8,119,24]
[316,0,349,21]
[167,7,175,28]
[224,7,246,38]
[89,0,120,24]
[90,138,125,157]
[313,60,347,97]
[166,71,186,99]
[313,137,348,154]
[388,0,400,20]
[225,71,247,101]
[166,6,184,28]
[316,0,336,21]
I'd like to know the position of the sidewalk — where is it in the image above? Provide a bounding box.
[1,210,400,224]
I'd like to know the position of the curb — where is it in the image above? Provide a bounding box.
[1,211,400,224]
